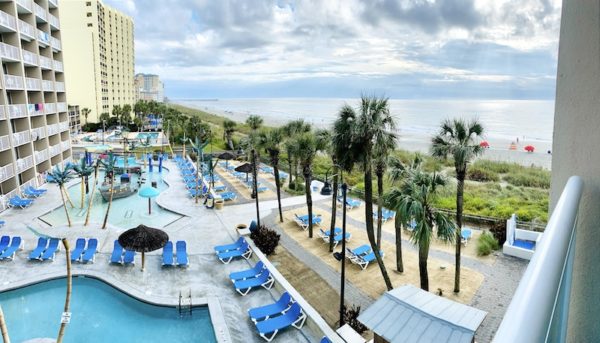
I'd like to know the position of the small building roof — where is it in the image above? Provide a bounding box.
[358,284,487,343]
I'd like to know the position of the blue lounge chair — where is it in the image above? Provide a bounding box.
[176,241,189,267]
[70,238,86,262]
[233,269,274,296]
[0,236,10,253]
[81,238,98,263]
[0,237,22,260]
[248,292,293,323]
[110,240,124,264]
[373,209,395,222]
[0,220,5,227]
[257,186,268,193]
[353,250,384,270]
[345,198,362,209]
[26,186,46,196]
[123,250,136,265]
[293,214,322,230]
[254,302,306,341]
[218,241,252,264]
[221,192,237,201]
[214,237,245,254]
[213,185,227,192]
[317,228,342,240]
[188,188,203,197]
[461,228,473,246]
[8,196,34,209]
[230,261,266,282]
[321,232,351,248]
[320,337,332,343]
[23,188,43,198]
[346,244,371,262]
[29,237,48,260]
[162,241,174,266]
[41,238,60,261]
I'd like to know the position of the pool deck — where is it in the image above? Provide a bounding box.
[0,159,330,343]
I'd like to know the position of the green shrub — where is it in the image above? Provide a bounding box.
[477,231,500,256]
[250,225,281,256]
[467,165,500,182]
[471,160,514,174]
[503,168,551,189]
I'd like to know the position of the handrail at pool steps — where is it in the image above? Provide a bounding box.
[245,238,345,343]
[493,176,583,343]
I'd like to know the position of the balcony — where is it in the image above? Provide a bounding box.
[50,36,61,52]
[0,106,4,120]
[37,29,49,47]
[6,104,27,119]
[22,49,38,66]
[0,42,20,62]
[25,77,41,91]
[31,126,46,140]
[0,135,11,151]
[12,130,31,147]
[57,102,67,112]
[59,121,69,132]
[34,148,48,164]
[15,156,33,173]
[48,13,59,30]
[44,102,56,114]
[53,60,63,72]
[0,10,17,32]
[48,0,58,9]
[33,2,46,22]
[61,140,70,152]
[18,20,35,41]
[39,55,52,70]
[49,143,61,156]
[55,81,65,92]
[0,163,15,183]
[47,123,59,136]
[42,80,54,92]
[3,74,24,90]
[27,103,44,117]
[16,0,33,14]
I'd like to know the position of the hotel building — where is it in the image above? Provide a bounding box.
[0,0,72,209]
[60,0,135,123]
[135,73,164,102]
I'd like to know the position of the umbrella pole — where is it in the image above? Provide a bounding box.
[142,251,145,271]
[148,198,151,215]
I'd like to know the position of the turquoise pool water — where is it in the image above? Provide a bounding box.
[39,166,183,228]
[0,277,216,342]
[137,132,160,142]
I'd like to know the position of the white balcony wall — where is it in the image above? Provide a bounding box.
[0,42,20,61]
[39,56,52,69]
[15,156,33,173]
[55,81,65,92]
[25,77,41,91]
[57,102,67,112]
[4,74,24,90]
[49,143,61,156]
[34,149,48,164]
[42,80,54,92]
[0,135,11,151]
[18,20,35,41]
[31,127,47,140]
[6,104,27,119]
[53,60,63,72]
[16,0,33,13]
[12,130,31,147]
[22,49,38,66]
[50,36,61,51]
[0,163,15,183]
[27,103,44,117]
[44,103,56,114]
[33,3,46,22]
[0,10,17,32]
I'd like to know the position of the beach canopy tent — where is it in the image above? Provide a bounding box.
[358,284,487,343]
[118,224,168,271]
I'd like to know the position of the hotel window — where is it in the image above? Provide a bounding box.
[87,13,92,17]
[86,1,91,5]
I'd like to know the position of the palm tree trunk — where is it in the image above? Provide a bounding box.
[288,158,293,188]
[60,185,72,227]
[454,175,465,293]
[376,171,384,249]
[304,167,313,238]
[329,165,339,252]
[62,186,74,208]
[394,215,404,272]
[57,238,72,343]
[364,152,393,290]
[101,177,114,229]
[0,306,10,343]
[272,155,283,223]
[418,238,430,291]
[84,169,98,226]
[294,159,299,191]
[252,150,261,227]
[80,177,85,209]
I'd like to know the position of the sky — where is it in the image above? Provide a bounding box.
[104,0,562,100]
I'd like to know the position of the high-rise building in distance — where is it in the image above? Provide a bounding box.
[60,0,135,123]
[135,73,164,102]
[0,0,72,207]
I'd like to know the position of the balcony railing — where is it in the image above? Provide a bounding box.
[0,106,5,120]
[12,130,31,147]
[33,3,46,22]
[16,0,33,13]
[39,56,52,70]
[0,10,17,32]
[44,102,56,114]
[53,60,63,72]
[0,163,15,183]
[34,148,48,164]
[25,77,41,91]
[6,104,27,119]
[31,126,47,139]
[55,81,65,92]
[48,13,59,30]
[59,121,69,132]
[61,140,70,151]
[48,0,58,8]
[37,29,50,46]
[49,143,61,156]
[494,176,584,343]
[50,36,61,51]
[27,103,44,116]
[0,135,11,151]
[0,42,20,61]
[47,123,60,136]
[3,74,24,90]
[22,49,38,66]
[18,20,35,41]
[15,156,33,173]
[42,80,54,92]
[57,102,67,112]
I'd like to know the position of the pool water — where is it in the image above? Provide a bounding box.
[40,166,183,228]
[0,277,216,343]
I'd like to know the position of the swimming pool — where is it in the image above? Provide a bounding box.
[137,132,160,141]
[0,277,216,342]
[39,166,183,228]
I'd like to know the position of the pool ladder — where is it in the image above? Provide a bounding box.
[178,289,192,317]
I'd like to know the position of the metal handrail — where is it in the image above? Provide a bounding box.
[493,176,584,342]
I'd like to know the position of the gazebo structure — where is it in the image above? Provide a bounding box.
[358,285,487,343]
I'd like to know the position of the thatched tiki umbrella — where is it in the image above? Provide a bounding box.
[235,162,254,183]
[218,151,236,170]
[118,225,168,271]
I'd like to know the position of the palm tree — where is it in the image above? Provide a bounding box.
[386,163,455,291]
[296,130,328,238]
[112,105,122,125]
[246,115,263,132]
[84,159,100,226]
[72,158,94,209]
[332,96,395,290]
[223,119,237,150]
[100,153,117,230]
[56,238,72,342]
[374,130,397,249]
[282,120,311,190]
[431,118,484,293]
[121,104,132,125]
[140,136,151,168]
[81,107,91,125]
[48,166,75,227]
[258,128,285,222]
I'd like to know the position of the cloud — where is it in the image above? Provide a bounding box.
[102,0,562,99]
